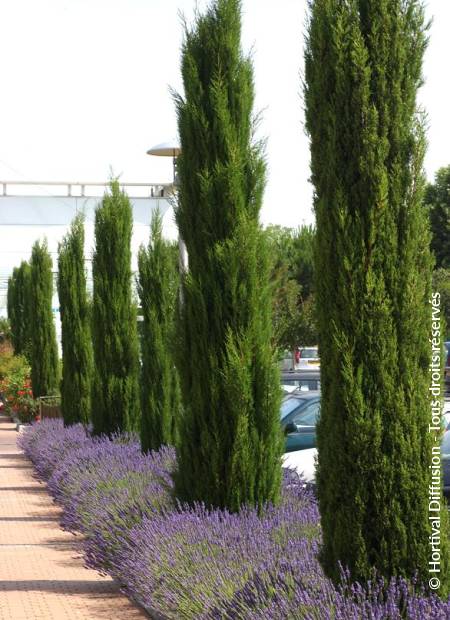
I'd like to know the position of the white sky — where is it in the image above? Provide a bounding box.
[0,0,449,230]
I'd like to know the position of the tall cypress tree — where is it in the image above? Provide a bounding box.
[173,0,283,512]
[29,240,59,397]
[91,180,140,435]
[7,262,31,357]
[305,0,450,593]
[138,210,181,452]
[57,214,93,425]
[6,269,18,351]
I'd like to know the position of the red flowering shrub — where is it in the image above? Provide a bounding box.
[0,354,39,423]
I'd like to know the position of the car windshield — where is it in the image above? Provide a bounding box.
[294,405,319,426]
[442,432,450,455]
[280,398,306,420]
[301,349,318,359]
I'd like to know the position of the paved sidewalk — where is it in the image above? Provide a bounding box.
[0,415,148,620]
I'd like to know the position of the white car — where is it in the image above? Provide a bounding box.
[282,448,317,484]
[296,347,320,370]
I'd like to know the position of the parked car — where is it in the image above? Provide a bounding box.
[282,448,317,485]
[442,430,450,496]
[281,369,320,393]
[280,392,320,453]
[297,346,320,369]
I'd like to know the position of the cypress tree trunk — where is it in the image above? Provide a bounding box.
[91,180,140,435]
[29,240,59,398]
[305,0,450,593]
[173,0,283,512]
[57,214,93,426]
[138,210,181,452]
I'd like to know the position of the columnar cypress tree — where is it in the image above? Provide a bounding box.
[20,261,33,358]
[138,210,181,452]
[91,180,140,435]
[7,262,31,356]
[305,0,450,594]
[29,240,59,397]
[6,269,18,351]
[173,0,283,512]
[57,214,93,425]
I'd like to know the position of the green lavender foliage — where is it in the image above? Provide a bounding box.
[138,210,181,452]
[173,0,283,512]
[29,241,59,397]
[91,180,140,435]
[304,0,450,595]
[57,214,93,425]
[7,262,32,357]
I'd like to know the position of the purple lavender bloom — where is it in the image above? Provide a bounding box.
[18,421,450,619]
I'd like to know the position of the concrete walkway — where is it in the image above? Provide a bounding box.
[0,415,148,620]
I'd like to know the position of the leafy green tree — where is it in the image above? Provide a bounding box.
[290,225,316,299]
[305,0,450,594]
[91,180,140,435]
[433,269,450,340]
[173,0,283,512]
[265,225,318,350]
[424,166,450,269]
[57,214,93,425]
[29,240,59,397]
[138,210,181,452]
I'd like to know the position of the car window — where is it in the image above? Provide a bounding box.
[293,400,320,426]
[300,349,318,359]
[280,397,306,420]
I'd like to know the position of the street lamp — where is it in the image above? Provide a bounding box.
[146,139,188,276]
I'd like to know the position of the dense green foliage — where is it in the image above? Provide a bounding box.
[173,0,283,511]
[29,241,59,397]
[424,166,450,269]
[138,210,181,452]
[57,214,93,425]
[305,0,450,594]
[7,261,32,357]
[91,180,140,435]
[265,225,318,349]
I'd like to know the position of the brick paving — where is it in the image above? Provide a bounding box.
[0,415,148,620]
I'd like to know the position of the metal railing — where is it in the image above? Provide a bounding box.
[0,180,174,198]
[38,395,62,420]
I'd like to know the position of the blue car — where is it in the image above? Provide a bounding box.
[280,392,320,453]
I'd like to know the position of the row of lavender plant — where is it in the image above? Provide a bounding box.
[18,420,450,619]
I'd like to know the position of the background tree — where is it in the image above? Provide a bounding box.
[57,214,93,425]
[173,0,283,512]
[138,210,181,452]
[91,180,140,435]
[265,224,318,350]
[305,0,449,594]
[29,240,59,397]
[432,269,450,340]
[424,166,450,269]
